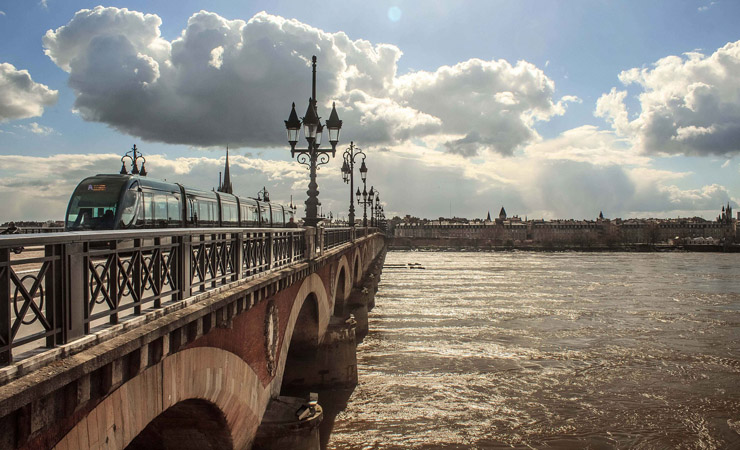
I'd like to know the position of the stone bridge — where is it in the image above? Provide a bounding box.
[0,227,387,449]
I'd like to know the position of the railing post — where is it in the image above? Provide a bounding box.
[109,241,119,324]
[179,235,192,300]
[234,231,243,281]
[0,248,11,364]
[46,244,63,347]
[305,227,316,260]
[267,230,274,269]
[64,242,86,341]
[318,227,325,256]
[153,237,162,308]
[133,238,142,314]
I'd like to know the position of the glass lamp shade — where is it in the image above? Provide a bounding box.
[325,102,343,146]
[285,102,301,147]
[286,128,300,146]
[302,98,319,139]
[368,186,374,200]
[304,121,318,139]
[375,195,380,205]
[120,162,128,175]
[359,160,368,181]
[315,123,323,147]
[356,187,361,203]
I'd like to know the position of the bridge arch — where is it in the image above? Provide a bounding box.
[53,348,268,450]
[127,399,231,450]
[332,255,352,316]
[272,273,330,396]
[352,248,362,287]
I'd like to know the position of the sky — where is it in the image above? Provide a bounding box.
[1,0,739,223]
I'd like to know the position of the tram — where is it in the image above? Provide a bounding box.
[64,174,295,231]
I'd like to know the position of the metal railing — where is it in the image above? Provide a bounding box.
[323,228,351,250]
[0,226,365,366]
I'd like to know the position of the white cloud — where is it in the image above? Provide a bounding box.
[0,63,59,122]
[596,40,740,156]
[14,122,56,135]
[698,1,716,12]
[0,11,6,16]
[43,7,567,155]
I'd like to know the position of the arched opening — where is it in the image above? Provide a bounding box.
[353,256,361,287]
[333,267,346,317]
[281,294,319,395]
[127,399,232,450]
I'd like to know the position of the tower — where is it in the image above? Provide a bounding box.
[499,206,507,220]
[218,147,233,194]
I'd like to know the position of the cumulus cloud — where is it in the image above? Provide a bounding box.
[43,7,568,154]
[596,40,740,156]
[15,122,56,135]
[0,63,59,122]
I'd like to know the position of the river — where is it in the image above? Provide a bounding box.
[324,251,740,449]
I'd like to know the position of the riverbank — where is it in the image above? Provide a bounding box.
[388,237,740,252]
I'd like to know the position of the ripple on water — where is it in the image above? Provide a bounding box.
[325,251,740,449]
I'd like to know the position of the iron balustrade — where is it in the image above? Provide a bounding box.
[0,226,361,366]
[323,228,352,250]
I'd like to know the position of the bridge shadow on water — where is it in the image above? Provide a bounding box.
[316,387,356,450]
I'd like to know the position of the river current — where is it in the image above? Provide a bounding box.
[324,251,740,449]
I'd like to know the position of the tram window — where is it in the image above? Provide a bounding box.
[271,206,284,227]
[153,194,169,224]
[240,204,258,226]
[222,202,238,224]
[167,195,181,224]
[197,200,218,225]
[249,205,259,224]
[260,205,270,227]
[66,177,128,230]
[119,183,140,228]
[137,193,156,226]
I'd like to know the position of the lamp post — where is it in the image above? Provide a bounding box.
[356,185,374,227]
[341,141,366,227]
[284,56,342,227]
[120,144,147,176]
[372,191,381,227]
[257,186,270,202]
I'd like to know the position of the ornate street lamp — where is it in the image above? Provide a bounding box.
[284,56,342,227]
[257,186,270,202]
[356,185,374,227]
[341,141,366,227]
[120,144,147,176]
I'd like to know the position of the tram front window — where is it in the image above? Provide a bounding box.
[66,177,128,230]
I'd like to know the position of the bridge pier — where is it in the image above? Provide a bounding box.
[282,316,358,393]
[253,396,322,450]
[347,248,386,340]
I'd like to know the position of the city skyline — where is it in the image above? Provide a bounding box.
[1,1,740,223]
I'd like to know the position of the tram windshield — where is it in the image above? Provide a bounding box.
[66,177,129,230]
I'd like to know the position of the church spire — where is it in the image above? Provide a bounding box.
[218,147,233,194]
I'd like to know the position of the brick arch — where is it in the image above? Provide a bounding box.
[362,243,369,272]
[332,255,352,315]
[53,347,268,450]
[271,272,330,397]
[352,248,362,286]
